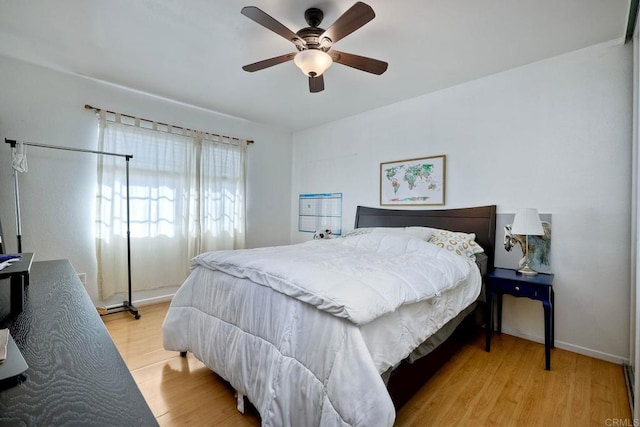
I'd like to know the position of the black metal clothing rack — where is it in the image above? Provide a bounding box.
[4,138,140,319]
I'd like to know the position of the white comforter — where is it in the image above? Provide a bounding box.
[192,233,474,325]
[163,233,481,426]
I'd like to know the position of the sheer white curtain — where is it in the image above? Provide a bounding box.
[96,112,246,300]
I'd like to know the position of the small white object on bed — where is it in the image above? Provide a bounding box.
[163,231,482,426]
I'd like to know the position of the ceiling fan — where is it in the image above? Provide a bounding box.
[241,2,388,93]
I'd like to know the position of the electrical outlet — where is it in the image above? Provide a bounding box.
[78,273,87,286]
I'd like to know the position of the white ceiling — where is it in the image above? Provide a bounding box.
[0,0,631,132]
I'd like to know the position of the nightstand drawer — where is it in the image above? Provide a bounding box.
[495,280,539,299]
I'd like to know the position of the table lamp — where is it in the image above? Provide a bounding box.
[511,208,544,275]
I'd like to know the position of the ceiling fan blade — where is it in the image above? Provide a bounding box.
[320,2,375,45]
[241,6,304,46]
[242,53,297,72]
[330,50,388,75]
[309,75,325,93]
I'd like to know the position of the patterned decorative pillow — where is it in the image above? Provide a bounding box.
[428,229,484,258]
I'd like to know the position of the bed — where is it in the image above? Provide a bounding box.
[162,205,496,426]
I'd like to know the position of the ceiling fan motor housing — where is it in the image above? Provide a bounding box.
[296,27,331,52]
[295,7,332,52]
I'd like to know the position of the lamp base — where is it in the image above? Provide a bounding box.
[518,235,538,275]
[517,265,538,275]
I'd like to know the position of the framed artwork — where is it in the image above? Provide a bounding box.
[494,213,552,273]
[380,155,446,206]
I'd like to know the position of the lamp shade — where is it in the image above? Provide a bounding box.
[294,49,333,77]
[511,208,544,236]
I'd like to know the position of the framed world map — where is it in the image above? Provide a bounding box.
[379,155,446,206]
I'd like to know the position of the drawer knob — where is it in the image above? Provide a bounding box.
[515,286,520,291]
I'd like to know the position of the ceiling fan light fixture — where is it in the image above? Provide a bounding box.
[294,49,333,77]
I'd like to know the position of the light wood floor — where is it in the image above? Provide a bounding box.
[103,302,632,426]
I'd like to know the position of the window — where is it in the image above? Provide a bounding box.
[95,113,246,300]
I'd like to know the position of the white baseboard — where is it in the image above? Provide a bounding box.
[500,327,629,365]
[132,294,175,307]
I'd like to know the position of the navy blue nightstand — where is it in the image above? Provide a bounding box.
[485,268,555,370]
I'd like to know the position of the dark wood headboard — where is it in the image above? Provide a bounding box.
[354,205,497,270]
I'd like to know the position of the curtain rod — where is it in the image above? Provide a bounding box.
[5,138,133,159]
[83,104,254,145]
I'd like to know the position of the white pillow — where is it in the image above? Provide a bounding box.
[342,228,376,238]
[405,226,435,241]
[342,226,434,241]
[428,228,484,258]
[372,226,434,241]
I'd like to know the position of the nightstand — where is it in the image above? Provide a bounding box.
[485,268,555,370]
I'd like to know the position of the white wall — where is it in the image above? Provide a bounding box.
[0,54,293,303]
[291,41,633,363]
[632,18,640,416]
